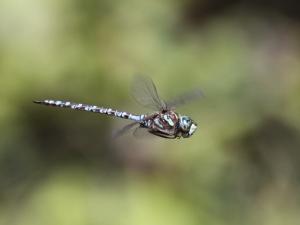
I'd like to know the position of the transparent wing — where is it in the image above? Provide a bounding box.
[133,126,153,138]
[131,75,167,110]
[166,88,204,109]
[112,122,139,139]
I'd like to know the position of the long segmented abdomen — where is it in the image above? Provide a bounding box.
[34,99,145,122]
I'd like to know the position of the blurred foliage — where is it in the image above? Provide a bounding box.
[1,0,300,224]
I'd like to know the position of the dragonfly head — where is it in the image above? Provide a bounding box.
[179,115,197,138]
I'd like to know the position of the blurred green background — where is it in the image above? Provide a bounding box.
[1,0,300,224]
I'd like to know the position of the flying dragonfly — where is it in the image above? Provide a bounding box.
[34,76,203,139]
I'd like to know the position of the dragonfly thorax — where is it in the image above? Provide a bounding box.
[142,111,179,138]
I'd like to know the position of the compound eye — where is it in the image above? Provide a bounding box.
[180,116,192,131]
[184,118,191,125]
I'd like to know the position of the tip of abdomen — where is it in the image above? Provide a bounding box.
[33,100,43,104]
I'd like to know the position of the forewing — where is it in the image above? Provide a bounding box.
[166,88,204,109]
[131,76,166,110]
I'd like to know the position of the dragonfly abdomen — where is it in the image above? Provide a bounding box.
[34,99,145,122]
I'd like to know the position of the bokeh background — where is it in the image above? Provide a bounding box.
[1,0,300,224]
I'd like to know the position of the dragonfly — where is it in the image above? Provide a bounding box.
[34,76,203,139]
